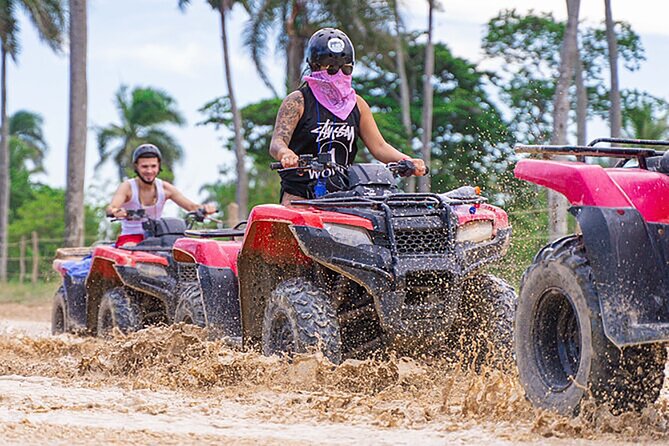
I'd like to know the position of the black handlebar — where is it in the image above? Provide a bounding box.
[270,154,429,177]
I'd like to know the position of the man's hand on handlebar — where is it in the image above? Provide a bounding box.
[200,203,217,215]
[107,207,128,219]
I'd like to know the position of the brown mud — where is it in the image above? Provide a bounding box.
[1,303,668,444]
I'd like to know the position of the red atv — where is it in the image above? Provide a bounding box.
[514,138,669,415]
[51,209,215,336]
[172,155,515,364]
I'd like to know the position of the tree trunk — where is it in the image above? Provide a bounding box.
[548,0,580,241]
[219,1,247,219]
[286,36,305,93]
[285,0,305,93]
[393,1,415,192]
[604,0,621,138]
[65,0,88,247]
[575,42,587,146]
[0,46,9,282]
[418,0,434,193]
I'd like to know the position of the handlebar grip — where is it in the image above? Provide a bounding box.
[270,162,283,170]
[424,166,430,175]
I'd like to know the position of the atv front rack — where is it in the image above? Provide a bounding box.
[515,137,669,169]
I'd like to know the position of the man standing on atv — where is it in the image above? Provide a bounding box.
[106,144,216,246]
[269,28,427,205]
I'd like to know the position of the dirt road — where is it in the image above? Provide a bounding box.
[1,302,668,445]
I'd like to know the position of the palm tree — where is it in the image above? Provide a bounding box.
[178,0,248,219]
[391,0,415,192]
[65,0,88,247]
[9,110,48,220]
[548,0,580,241]
[604,0,621,138]
[0,0,66,281]
[96,85,185,182]
[418,0,435,193]
[9,111,48,174]
[243,0,394,94]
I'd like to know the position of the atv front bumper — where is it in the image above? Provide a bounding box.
[291,225,512,348]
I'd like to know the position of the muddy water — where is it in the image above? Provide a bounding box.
[0,307,668,444]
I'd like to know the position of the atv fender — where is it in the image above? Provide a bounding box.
[60,275,88,331]
[514,159,632,207]
[574,206,669,346]
[196,264,241,338]
[173,238,241,274]
[237,220,314,344]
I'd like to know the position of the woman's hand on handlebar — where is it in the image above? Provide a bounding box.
[278,148,299,168]
[408,158,428,176]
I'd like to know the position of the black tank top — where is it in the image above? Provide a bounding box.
[279,84,361,199]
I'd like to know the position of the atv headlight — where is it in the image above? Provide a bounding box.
[136,262,168,277]
[323,223,373,247]
[456,221,494,243]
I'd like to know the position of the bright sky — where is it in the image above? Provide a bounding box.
[8,0,669,214]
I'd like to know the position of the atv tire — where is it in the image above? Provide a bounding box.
[52,285,68,335]
[515,235,667,415]
[174,283,207,327]
[453,274,516,369]
[97,287,140,337]
[262,278,342,364]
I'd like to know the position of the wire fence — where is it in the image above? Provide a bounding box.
[1,206,556,282]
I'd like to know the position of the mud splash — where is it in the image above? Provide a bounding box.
[1,324,668,443]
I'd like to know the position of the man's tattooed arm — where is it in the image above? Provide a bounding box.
[269,91,304,164]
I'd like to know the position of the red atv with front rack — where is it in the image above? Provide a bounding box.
[172,155,516,364]
[514,138,669,415]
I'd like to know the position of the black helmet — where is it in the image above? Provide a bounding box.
[306,28,355,74]
[132,144,162,164]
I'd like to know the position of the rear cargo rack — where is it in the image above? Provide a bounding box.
[515,137,669,169]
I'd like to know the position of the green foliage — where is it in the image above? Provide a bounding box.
[8,185,100,276]
[8,110,48,221]
[0,0,66,60]
[198,96,282,212]
[482,9,645,143]
[357,39,513,194]
[96,85,185,182]
[621,90,669,140]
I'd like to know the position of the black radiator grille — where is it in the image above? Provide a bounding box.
[394,228,450,255]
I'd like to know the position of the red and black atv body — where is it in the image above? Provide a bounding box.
[206,158,517,364]
[513,138,669,415]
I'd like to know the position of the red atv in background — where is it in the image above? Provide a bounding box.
[51,209,224,337]
[173,155,516,364]
[514,138,669,415]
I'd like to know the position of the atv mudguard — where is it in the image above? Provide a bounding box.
[84,245,170,331]
[173,238,242,338]
[516,159,669,346]
[236,204,372,343]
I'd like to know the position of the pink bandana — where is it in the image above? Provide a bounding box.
[304,70,357,120]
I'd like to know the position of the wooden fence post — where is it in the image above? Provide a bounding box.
[19,236,26,283]
[227,202,239,228]
[31,231,39,283]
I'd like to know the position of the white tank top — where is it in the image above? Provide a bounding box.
[120,178,166,235]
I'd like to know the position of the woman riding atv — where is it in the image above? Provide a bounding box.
[269,28,427,205]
